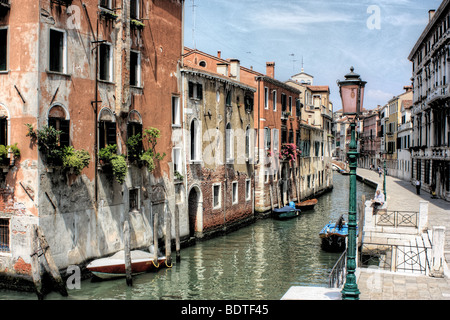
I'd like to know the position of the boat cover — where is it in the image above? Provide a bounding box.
[273,206,301,213]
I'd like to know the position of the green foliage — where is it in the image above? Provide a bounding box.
[62,146,91,175]
[126,127,166,173]
[98,144,128,184]
[99,144,118,162]
[25,124,90,174]
[125,133,142,163]
[110,154,127,184]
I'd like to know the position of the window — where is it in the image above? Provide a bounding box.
[264,87,269,109]
[226,123,233,161]
[244,95,253,113]
[245,126,251,159]
[289,96,292,113]
[190,119,199,161]
[296,99,301,117]
[264,127,271,150]
[0,28,7,72]
[199,60,207,67]
[99,43,113,82]
[48,113,70,148]
[49,29,67,74]
[245,179,251,201]
[129,188,140,212]
[273,129,279,152]
[130,0,139,20]
[0,218,9,253]
[99,108,116,149]
[188,82,203,100]
[100,0,112,9]
[173,147,182,177]
[226,90,232,106]
[213,184,221,209]
[232,181,238,204]
[281,93,287,112]
[127,118,143,160]
[130,51,141,87]
[172,96,180,126]
[0,117,6,147]
[272,90,277,111]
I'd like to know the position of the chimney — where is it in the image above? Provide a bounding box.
[217,51,221,59]
[266,62,275,78]
[429,9,436,22]
[217,63,228,77]
[404,85,413,92]
[229,59,240,81]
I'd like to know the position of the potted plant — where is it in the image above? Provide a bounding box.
[98,144,127,184]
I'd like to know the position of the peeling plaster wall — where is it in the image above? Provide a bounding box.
[0,0,187,280]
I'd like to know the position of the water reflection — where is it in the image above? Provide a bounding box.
[0,173,375,300]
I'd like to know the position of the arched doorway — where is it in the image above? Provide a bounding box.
[188,186,202,238]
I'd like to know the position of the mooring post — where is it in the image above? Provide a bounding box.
[165,201,172,267]
[29,225,43,300]
[175,204,181,263]
[153,211,159,267]
[269,185,275,212]
[124,220,132,286]
[36,226,68,297]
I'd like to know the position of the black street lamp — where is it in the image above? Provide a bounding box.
[337,67,366,300]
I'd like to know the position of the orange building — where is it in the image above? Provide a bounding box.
[0,0,185,286]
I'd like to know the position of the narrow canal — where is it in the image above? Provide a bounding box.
[1,173,375,300]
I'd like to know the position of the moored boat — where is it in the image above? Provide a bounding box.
[295,198,318,211]
[272,205,301,220]
[319,215,349,252]
[87,250,167,280]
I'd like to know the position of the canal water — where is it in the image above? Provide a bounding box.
[1,173,375,300]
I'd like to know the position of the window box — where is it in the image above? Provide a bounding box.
[131,19,145,30]
[99,7,118,20]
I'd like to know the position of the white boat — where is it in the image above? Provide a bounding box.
[87,250,167,280]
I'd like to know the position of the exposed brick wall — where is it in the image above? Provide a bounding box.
[187,163,253,236]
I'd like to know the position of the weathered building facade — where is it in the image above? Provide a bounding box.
[0,0,186,285]
[409,2,450,200]
[181,66,256,238]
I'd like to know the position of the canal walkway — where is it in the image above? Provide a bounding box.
[356,168,450,300]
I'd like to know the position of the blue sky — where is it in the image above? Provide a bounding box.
[183,0,443,110]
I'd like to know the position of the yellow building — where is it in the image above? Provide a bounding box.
[385,87,413,174]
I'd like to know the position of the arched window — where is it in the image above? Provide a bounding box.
[226,122,233,161]
[98,107,116,150]
[245,125,251,159]
[0,104,9,147]
[48,104,70,147]
[127,110,143,161]
[190,119,199,161]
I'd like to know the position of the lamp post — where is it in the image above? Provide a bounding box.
[337,67,366,300]
[383,158,387,200]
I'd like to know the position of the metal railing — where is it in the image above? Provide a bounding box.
[375,211,418,228]
[360,243,430,274]
[329,249,347,288]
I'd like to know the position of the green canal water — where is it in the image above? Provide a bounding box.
[1,173,375,300]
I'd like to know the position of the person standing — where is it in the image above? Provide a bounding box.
[415,179,421,195]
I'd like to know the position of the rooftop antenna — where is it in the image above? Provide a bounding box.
[289,53,297,72]
[192,0,197,49]
[301,56,304,72]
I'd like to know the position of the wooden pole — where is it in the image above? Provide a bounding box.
[175,204,181,263]
[36,226,68,297]
[123,220,132,286]
[29,225,43,300]
[269,185,275,212]
[165,202,172,267]
[153,211,159,267]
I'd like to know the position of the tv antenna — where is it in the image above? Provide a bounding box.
[289,54,298,72]
[192,0,197,48]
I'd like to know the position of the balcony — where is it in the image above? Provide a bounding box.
[427,86,449,106]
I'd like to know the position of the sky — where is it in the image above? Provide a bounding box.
[183,0,444,111]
